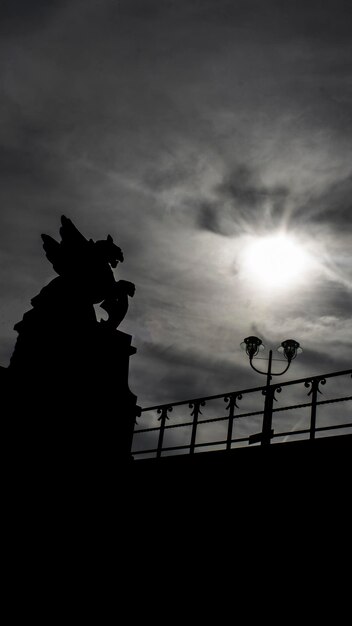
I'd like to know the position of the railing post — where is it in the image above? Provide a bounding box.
[261,386,275,445]
[260,350,274,446]
[156,406,172,458]
[225,393,242,450]
[305,378,326,440]
[309,380,318,440]
[189,401,205,454]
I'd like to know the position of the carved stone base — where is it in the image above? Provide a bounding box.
[2,326,138,468]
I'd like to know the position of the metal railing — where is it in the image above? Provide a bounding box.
[131,369,352,459]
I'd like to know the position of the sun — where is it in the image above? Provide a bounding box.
[240,233,310,290]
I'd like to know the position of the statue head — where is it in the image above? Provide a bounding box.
[95,234,124,268]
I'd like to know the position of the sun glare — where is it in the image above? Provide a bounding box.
[240,233,310,290]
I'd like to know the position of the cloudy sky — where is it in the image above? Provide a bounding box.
[1,0,351,415]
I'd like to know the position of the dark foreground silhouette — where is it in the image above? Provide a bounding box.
[1,216,350,511]
[2,216,138,478]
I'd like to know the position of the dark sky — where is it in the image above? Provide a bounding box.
[1,0,351,408]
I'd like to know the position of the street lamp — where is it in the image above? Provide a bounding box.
[241,335,302,444]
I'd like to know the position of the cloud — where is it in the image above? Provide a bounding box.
[0,1,69,32]
[130,337,255,407]
[293,172,352,233]
[196,164,290,236]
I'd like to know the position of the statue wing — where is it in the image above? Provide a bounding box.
[41,215,90,276]
[41,234,63,274]
[59,215,89,250]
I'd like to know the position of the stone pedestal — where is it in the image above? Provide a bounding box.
[3,323,138,472]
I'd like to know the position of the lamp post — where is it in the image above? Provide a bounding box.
[241,336,302,445]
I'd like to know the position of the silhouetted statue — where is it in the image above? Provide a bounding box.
[5,215,138,465]
[9,215,129,372]
[40,215,124,303]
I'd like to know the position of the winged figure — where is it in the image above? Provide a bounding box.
[25,215,124,310]
[9,215,135,381]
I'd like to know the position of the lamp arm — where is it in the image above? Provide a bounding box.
[250,359,291,377]
[249,359,269,376]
